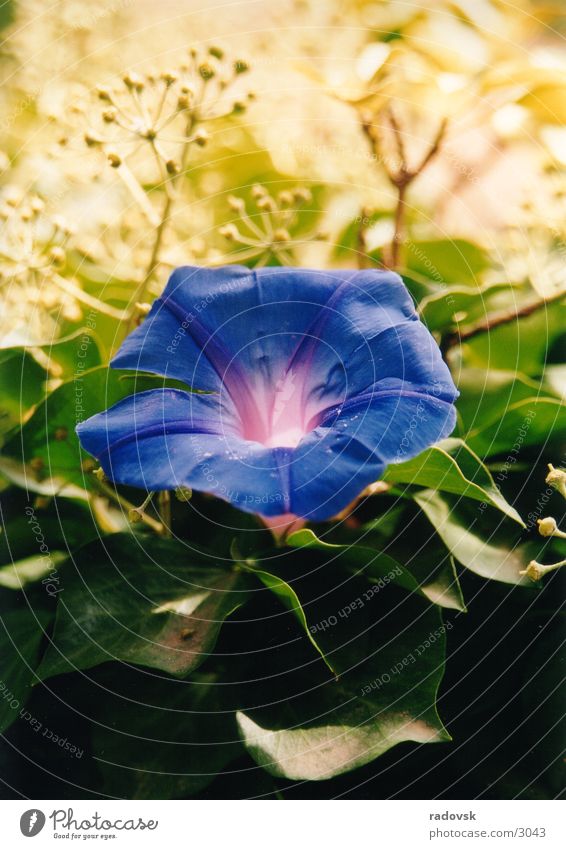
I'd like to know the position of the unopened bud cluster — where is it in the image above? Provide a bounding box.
[219,184,326,265]
[83,45,253,181]
[0,187,81,341]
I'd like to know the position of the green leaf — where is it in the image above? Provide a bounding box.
[400,239,490,287]
[419,283,515,331]
[0,350,46,438]
[0,606,52,733]
[288,528,422,595]
[90,666,241,799]
[462,299,565,374]
[0,551,67,590]
[1,366,164,493]
[465,398,566,457]
[383,438,524,525]
[38,533,251,680]
[455,368,547,432]
[237,586,450,781]
[234,546,336,675]
[288,527,465,612]
[0,330,103,437]
[414,490,539,586]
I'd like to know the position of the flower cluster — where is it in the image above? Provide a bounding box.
[0,188,80,345]
[219,184,326,267]
[84,47,253,181]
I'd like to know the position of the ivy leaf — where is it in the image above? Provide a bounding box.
[414,490,539,586]
[0,606,52,733]
[237,583,450,781]
[384,438,524,525]
[37,533,251,680]
[0,366,169,493]
[89,665,242,799]
[465,398,566,457]
[288,527,465,611]
[233,544,336,675]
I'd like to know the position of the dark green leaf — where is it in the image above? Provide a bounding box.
[234,544,336,674]
[90,666,241,799]
[288,527,465,611]
[38,533,251,680]
[0,606,52,733]
[237,585,450,781]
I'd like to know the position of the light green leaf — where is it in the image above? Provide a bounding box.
[0,551,67,590]
[455,368,547,432]
[414,490,539,586]
[400,239,490,286]
[465,398,566,457]
[419,282,515,331]
[384,437,524,525]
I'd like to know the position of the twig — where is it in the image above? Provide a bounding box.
[386,114,447,267]
[360,108,447,269]
[441,288,566,354]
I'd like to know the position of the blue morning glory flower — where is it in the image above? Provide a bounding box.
[77,265,458,520]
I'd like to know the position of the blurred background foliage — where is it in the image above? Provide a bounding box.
[0,0,564,800]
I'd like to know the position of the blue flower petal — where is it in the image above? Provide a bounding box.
[79,266,459,520]
[112,265,340,391]
[76,388,291,516]
[289,426,386,520]
[291,390,456,520]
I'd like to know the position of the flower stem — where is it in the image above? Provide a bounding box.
[158,490,172,537]
[92,478,165,535]
[122,114,196,338]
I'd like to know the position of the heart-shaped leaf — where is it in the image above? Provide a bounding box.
[414,490,540,586]
[0,606,52,733]
[37,533,251,680]
[465,398,566,457]
[88,665,242,799]
[237,583,450,781]
[288,527,465,611]
[1,366,175,494]
[384,437,524,524]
